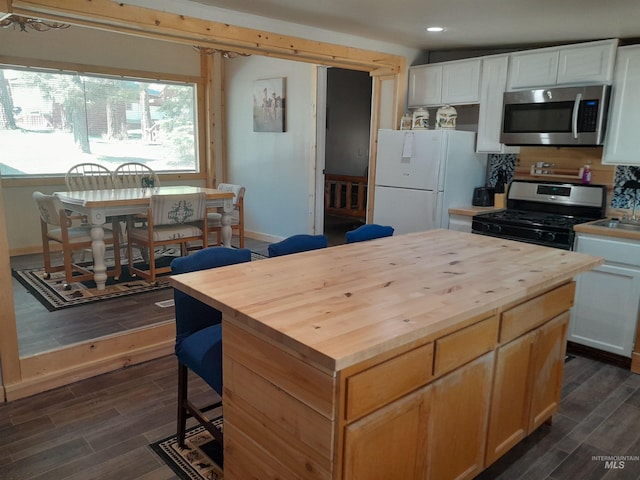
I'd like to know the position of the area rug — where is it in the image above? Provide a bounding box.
[13,251,267,312]
[12,259,173,312]
[150,420,224,480]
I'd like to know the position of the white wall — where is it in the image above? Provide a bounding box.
[224,56,318,240]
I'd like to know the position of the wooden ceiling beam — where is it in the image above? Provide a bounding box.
[12,0,402,74]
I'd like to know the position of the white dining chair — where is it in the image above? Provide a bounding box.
[113,162,161,189]
[127,192,208,284]
[32,191,122,289]
[207,183,246,248]
[65,163,116,191]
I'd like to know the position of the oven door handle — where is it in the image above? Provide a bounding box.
[571,93,582,140]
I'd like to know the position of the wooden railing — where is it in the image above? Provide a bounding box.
[324,174,367,220]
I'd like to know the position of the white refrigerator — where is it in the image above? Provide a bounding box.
[373,129,487,234]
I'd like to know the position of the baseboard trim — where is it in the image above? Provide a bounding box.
[245,230,283,244]
[566,341,632,370]
[4,323,175,401]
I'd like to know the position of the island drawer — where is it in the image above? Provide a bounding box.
[433,315,498,377]
[500,282,575,343]
[345,342,434,421]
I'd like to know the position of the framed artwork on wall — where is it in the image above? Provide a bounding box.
[253,77,286,132]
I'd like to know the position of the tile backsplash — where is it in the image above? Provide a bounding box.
[488,154,639,211]
[612,166,640,209]
[486,154,516,188]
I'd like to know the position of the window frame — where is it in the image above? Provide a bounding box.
[0,54,208,188]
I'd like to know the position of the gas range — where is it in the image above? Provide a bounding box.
[472,180,608,250]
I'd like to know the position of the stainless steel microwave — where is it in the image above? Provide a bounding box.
[500,85,611,146]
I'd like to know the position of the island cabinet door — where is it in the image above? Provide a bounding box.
[485,311,571,466]
[528,311,570,432]
[426,352,494,480]
[485,330,537,466]
[342,383,432,480]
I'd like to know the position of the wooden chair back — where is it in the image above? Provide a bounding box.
[65,163,116,191]
[113,162,161,189]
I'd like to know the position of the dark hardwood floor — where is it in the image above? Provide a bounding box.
[11,252,177,358]
[0,355,211,480]
[1,353,639,479]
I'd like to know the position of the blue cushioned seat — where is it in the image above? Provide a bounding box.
[171,246,251,449]
[175,324,223,394]
[345,223,394,243]
[268,233,328,257]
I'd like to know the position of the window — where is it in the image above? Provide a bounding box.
[0,66,199,177]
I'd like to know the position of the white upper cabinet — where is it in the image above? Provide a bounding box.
[408,64,442,106]
[602,45,640,165]
[507,39,618,90]
[476,55,519,154]
[508,50,559,90]
[441,59,481,104]
[557,40,618,85]
[408,58,481,107]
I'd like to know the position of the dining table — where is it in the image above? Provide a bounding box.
[54,186,235,290]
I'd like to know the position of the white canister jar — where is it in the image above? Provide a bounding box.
[411,108,429,130]
[400,112,413,130]
[436,105,457,130]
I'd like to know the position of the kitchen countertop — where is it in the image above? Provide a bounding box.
[449,206,505,216]
[574,218,640,242]
[170,230,602,371]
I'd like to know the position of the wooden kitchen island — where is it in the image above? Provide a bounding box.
[170,230,603,480]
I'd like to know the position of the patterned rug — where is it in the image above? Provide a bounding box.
[12,260,173,311]
[150,420,224,480]
[13,251,267,311]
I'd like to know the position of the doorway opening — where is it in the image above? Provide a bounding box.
[322,68,372,246]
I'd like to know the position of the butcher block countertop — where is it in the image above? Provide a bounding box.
[170,230,602,372]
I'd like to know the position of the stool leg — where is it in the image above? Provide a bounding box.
[177,363,189,449]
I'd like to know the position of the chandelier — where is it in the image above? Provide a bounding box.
[0,15,71,32]
[192,46,251,59]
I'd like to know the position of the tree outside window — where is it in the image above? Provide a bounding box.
[0,67,198,176]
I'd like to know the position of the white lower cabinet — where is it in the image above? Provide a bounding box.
[570,234,640,357]
[448,214,472,233]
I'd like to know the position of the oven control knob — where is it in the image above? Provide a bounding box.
[491,224,502,233]
[482,223,492,232]
[533,230,543,240]
[544,232,556,242]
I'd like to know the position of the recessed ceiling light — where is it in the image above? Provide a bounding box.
[426,27,445,32]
